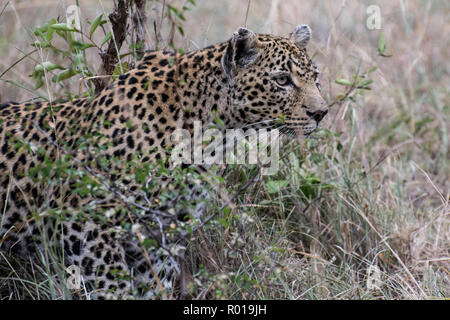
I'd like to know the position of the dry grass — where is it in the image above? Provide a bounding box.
[0,0,448,299]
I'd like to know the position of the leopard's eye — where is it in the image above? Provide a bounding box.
[275,75,291,86]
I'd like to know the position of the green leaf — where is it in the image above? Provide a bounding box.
[177,26,185,37]
[378,32,392,57]
[299,185,316,199]
[168,5,186,21]
[358,79,373,87]
[52,68,79,82]
[167,5,179,15]
[89,13,104,38]
[223,206,231,215]
[101,32,112,46]
[31,72,44,89]
[72,40,95,51]
[213,116,225,127]
[219,218,228,229]
[34,61,64,73]
[142,238,158,249]
[378,32,386,55]
[50,23,78,32]
[335,79,353,86]
[277,114,286,124]
[34,28,45,38]
[266,180,289,194]
[73,53,85,69]
[112,62,129,79]
[357,79,373,90]
[34,78,45,90]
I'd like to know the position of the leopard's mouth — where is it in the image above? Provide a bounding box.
[281,120,318,137]
[241,119,318,137]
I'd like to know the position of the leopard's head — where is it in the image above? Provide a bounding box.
[222,25,327,136]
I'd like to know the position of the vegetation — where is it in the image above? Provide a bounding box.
[0,0,448,299]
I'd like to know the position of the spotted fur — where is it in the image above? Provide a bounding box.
[0,25,327,298]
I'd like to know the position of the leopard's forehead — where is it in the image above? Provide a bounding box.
[256,34,315,71]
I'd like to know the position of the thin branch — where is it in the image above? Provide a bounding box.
[94,0,131,93]
[0,49,36,79]
[244,0,251,27]
[132,0,147,61]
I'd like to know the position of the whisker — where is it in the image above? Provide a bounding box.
[239,119,276,129]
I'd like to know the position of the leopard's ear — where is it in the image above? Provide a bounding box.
[291,24,311,48]
[222,27,260,78]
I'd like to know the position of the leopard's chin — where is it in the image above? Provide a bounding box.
[281,124,317,137]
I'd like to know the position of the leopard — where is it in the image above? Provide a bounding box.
[0,24,328,299]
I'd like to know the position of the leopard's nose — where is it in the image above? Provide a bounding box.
[307,109,328,122]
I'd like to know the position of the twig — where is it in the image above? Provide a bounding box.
[0,49,38,79]
[244,0,251,27]
[132,0,147,61]
[95,0,131,93]
[0,1,9,19]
